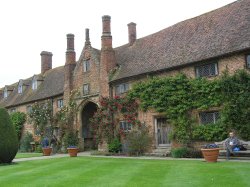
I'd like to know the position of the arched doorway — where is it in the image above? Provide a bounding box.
[81,102,98,150]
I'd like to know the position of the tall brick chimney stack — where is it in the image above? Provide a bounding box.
[101,15,112,49]
[40,51,52,74]
[100,15,116,97]
[85,28,91,46]
[128,22,137,46]
[64,34,76,104]
[66,34,76,64]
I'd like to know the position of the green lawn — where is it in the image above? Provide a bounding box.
[15,153,42,159]
[0,157,250,187]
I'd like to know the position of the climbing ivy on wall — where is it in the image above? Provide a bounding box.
[220,70,250,140]
[127,70,250,143]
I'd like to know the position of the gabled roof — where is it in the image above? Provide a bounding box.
[112,0,250,82]
[0,66,64,108]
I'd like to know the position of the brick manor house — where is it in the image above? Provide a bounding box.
[1,0,250,151]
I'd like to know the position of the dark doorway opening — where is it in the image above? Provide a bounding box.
[81,102,98,150]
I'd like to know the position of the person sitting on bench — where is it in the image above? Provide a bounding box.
[225,131,240,160]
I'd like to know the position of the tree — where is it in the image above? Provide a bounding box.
[0,108,18,163]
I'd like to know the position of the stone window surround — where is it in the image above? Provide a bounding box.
[199,111,220,125]
[119,121,132,131]
[83,83,90,95]
[83,59,90,72]
[57,99,64,108]
[195,62,218,78]
[246,54,250,69]
[115,83,130,95]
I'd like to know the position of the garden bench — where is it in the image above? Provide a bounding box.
[215,139,250,157]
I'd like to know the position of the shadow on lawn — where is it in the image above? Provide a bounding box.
[0,162,19,167]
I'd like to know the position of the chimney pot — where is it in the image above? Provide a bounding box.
[101,15,112,48]
[67,34,75,51]
[65,34,76,64]
[40,51,53,74]
[128,22,137,46]
[102,15,111,34]
[85,28,91,46]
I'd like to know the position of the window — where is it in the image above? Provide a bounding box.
[3,89,8,98]
[83,84,90,95]
[18,85,22,94]
[10,108,16,113]
[120,121,132,131]
[83,60,90,72]
[115,83,129,95]
[246,55,250,69]
[32,79,37,90]
[57,99,64,108]
[27,106,32,114]
[199,111,220,125]
[195,62,218,78]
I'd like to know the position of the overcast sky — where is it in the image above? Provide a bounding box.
[0,0,235,88]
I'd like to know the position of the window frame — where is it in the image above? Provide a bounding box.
[32,79,37,90]
[3,88,8,98]
[83,84,90,95]
[10,108,16,113]
[119,121,132,131]
[18,85,23,94]
[246,54,250,69]
[195,62,218,78]
[27,105,32,114]
[199,111,220,125]
[115,83,130,95]
[83,59,90,72]
[57,99,64,108]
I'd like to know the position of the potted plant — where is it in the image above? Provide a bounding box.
[41,137,52,156]
[201,143,220,162]
[64,130,79,157]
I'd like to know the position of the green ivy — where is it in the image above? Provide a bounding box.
[128,71,250,143]
[10,112,26,141]
[219,70,250,140]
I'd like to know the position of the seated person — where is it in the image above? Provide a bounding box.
[225,132,240,159]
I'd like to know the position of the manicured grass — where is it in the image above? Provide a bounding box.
[15,153,42,159]
[0,157,250,187]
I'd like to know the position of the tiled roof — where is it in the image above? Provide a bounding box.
[0,66,64,108]
[112,0,250,82]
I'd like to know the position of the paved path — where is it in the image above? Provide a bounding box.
[13,152,250,162]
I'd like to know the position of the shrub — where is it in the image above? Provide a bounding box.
[171,147,188,158]
[108,138,122,153]
[10,112,26,141]
[63,130,78,148]
[0,108,18,163]
[186,148,202,158]
[19,132,34,152]
[192,123,227,141]
[126,125,152,156]
[35,144,42,153]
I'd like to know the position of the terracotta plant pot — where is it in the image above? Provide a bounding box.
[67,147,79,157]
[42,147,52,156]
[201,148,220,162]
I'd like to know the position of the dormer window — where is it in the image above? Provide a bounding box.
[18,85,23,94]
[3,88,8,98]
[18,80,23,94]
[32,78,37,90]
[83,60,90,72]
[246,54,250,69]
